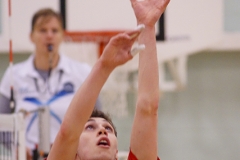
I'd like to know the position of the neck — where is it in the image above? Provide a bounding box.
[34,52,59,71]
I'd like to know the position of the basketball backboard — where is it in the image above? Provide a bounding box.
[61,0,223,59]
[61,0,223,91]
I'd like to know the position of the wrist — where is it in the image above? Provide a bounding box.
[96,58,115,75]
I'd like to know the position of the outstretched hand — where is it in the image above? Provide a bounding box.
[130,0,170,27]
[99,29,142,70]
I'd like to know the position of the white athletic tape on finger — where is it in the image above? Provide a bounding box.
[136,24,145,31]
[130,44,145,56]
[130,24,145,39]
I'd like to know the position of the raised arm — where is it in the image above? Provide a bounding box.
[129,0,170,159]
[47,29,142,160]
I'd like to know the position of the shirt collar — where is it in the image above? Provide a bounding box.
[19,52,71,77]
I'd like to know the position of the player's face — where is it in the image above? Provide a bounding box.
[77,117,118,160]
[30,16,63,56]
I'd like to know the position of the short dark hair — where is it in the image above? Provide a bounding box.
[90,110,117,137]
[31,8,63,32]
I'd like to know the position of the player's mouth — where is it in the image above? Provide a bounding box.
[97,137,110,148]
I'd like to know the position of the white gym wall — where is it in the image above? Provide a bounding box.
[1,0,240,159]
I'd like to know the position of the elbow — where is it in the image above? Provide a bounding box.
[57,121,78,143]
[58,122,70,140]
[136,91,160,115]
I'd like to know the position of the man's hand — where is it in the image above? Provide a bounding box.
[99,28,142,70]
[130,0,170,27]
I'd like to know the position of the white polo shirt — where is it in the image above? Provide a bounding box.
[0,53,93,149]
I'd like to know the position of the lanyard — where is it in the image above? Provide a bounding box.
[33,69,63,95]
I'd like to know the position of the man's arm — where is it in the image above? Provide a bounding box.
[0,94,11,113]
[47,29,141,160]
[130,0,170,159]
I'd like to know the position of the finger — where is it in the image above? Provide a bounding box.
[130,44,145,56]
[128,24,145,39]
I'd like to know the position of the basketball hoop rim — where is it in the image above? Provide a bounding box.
[64,30,126,43]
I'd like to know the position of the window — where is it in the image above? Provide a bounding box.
[224,0,240,32]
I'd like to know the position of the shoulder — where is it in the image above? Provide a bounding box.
[13,59,30,70]
[2,58,30,78]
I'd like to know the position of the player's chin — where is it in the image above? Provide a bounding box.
[94,153,115,160]
[97,148,117,159]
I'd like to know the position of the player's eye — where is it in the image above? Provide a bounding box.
[105,126,113,132]
[86,125,94,130]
